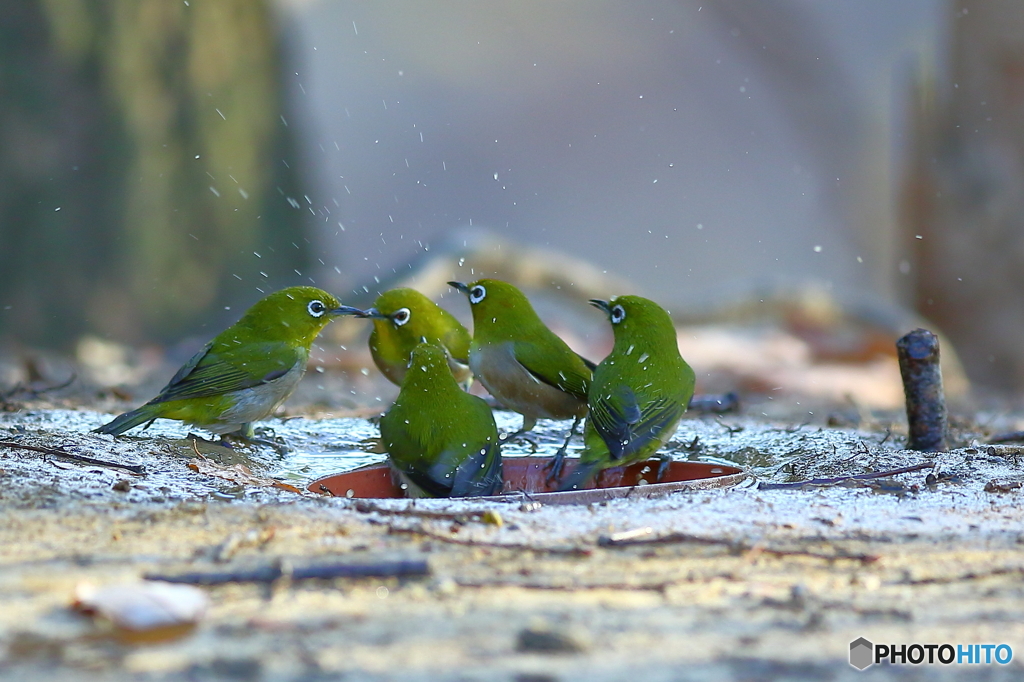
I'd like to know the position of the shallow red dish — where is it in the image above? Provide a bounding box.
[307,457,746,505]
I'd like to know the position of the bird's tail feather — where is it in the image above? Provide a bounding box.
[93,407,156,435]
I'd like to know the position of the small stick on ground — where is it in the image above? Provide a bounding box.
[757,462,934,490]
[597,530,879,564]
[387,523,591,556]
[688,392,740,414]
[454,577,675,591]
[0,440,145,475]
[354,500,491,522]
[897,328,947,452]
[146,558,430,585]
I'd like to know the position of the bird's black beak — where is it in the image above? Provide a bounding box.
[362,307,390,320]
[448,281,470,295]
[332,305,371,318]
[589,299,612,317]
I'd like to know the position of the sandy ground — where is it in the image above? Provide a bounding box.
[1,393,1024,682]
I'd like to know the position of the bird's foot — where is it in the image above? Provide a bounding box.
[253,427,291,453]
[220,432,291,455]
[500,429,538,453]
[186,432,226,449]
[544,416,581,485]
[544,449,568,485]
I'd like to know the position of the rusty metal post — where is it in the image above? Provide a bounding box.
[896,328,947,452]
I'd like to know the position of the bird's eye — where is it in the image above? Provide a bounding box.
[307,300,326,318]
[392,307,411,326]
[611,305,626,324]
[469,285,486,304]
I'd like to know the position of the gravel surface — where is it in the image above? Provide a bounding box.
[2,399,1024,680]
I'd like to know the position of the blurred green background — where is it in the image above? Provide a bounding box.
[1,0,308,346]
[5,0,1024,392]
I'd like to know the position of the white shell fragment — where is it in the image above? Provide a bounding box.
[74,581,208,633]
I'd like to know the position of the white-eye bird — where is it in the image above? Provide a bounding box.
[449,279,595,480]
[95,286,345,439]
[560,295,695,491]
[379,342,503,497]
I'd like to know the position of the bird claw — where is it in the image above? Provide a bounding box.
[545,416,581,485]
[220,432,291,455]
[544,449,567,485]
[500,430,538,453]
[187,432,227,450]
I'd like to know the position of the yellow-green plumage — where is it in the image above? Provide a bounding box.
[449,279,594,480]
[448,279,593,428]
[336,288,471,387]
[379,343,503,498]
[560,295,695,491]
[94,286,345,437]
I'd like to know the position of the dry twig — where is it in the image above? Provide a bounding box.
[387,523,591,556]
[0,440,145,475]
[597,529,879,564]
[756,463,933,491]
[354,500,490,522]
[146,558,430,585]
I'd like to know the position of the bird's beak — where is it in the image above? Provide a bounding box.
[589,299,612,317]
[332,305,371,318]
[362,307,390,320]
[448,281,470,294]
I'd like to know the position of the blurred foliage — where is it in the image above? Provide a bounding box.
[0,0,308,347]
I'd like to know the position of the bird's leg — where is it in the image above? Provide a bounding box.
[186,432,225,449]
[253,426,289,450]
[655,454,673,482]
[544,416,582,484]
[500,416,538,451]
[221,423,291,454]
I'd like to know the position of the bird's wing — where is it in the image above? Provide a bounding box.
[151,342,303,403]
[450,440,503,497]
[590,385,684,462]
[379,411,451,498]
[512,340,590,398]
[576,353,597,371]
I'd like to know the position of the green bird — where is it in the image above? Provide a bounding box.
[335,288,472,388]
[95,286,346,439]
[559,295,695,491]
[379,342,503,498]
[448,279,594,480]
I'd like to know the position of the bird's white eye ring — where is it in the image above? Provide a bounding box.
[469,285,486,304]
[610,305,626,324]
[392,307,411,326]
[308,300,326,318]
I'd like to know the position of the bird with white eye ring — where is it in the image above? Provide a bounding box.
[449,278,596,482]
[94,286,348,445]
[335,287,472,388]
[559,294,695,491]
